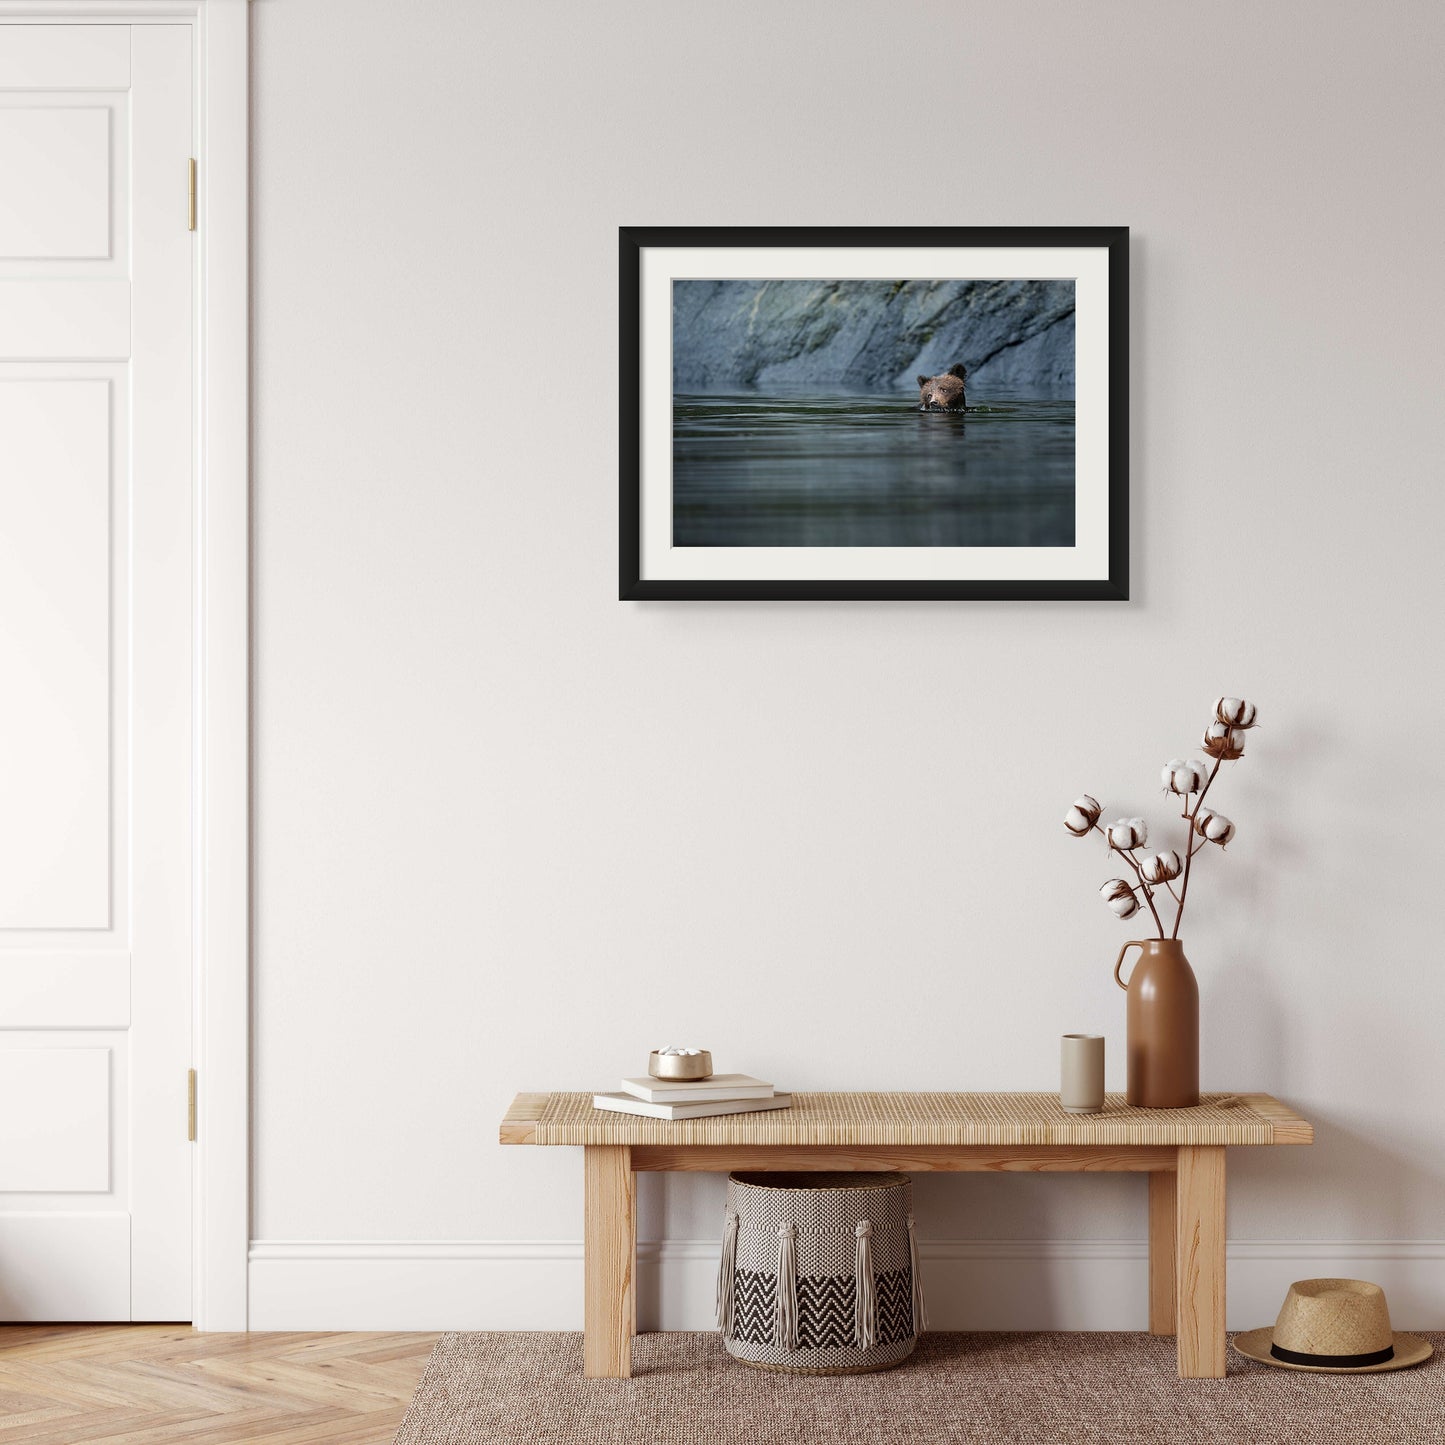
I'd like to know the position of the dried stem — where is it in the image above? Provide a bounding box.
[1172,758,1222,938]
[1094,822,1165,937]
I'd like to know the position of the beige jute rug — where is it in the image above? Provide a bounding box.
[393,1330,1445,1444]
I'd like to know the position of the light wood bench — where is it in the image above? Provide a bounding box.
[499,1090,1312,1379]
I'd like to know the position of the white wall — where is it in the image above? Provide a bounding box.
[250,0,1445,1328]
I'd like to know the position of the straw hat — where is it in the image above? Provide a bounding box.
[1232,1279,1432,1373]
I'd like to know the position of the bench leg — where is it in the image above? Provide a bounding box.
[1175,1145,1226,1378]
[584,1145,635,1377]
[1148,1169,1176,1335]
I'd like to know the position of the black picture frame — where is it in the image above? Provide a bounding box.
[619,225,1129,601]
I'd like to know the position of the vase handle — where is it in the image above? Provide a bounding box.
[1114,940,1145,991]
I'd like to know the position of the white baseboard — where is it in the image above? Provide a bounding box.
[246,1238,1445,1332]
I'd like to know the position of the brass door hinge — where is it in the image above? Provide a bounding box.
[187,1069,197,1141]
[188,158,197,231]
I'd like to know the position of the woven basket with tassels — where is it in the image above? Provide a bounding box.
[717,1171,925,1374]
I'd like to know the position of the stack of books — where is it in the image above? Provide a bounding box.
[592,1073,791,1120]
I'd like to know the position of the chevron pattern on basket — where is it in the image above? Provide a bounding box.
[796,1276,855,1349]
[732,1270,778,1346]
[729,1268,916,1349]
[873,1268,916,1346]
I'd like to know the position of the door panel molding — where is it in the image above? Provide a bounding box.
[0,376,113,931]
[0,1048,111,1191]
[0,105,112,256]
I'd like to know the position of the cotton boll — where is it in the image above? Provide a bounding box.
[1064,795,1103,836]
[1202,723,1246,761]
[1107,817,1148,850]
[1099,879,1140,919]
[1162,760,1206,795]
[1214,697,1258,729]
[1140,850,1183,884]
[1194,808,1236,846]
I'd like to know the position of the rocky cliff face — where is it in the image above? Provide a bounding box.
[672,279,1075,395]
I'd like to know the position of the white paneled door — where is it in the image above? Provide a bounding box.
[0,24,193,1320]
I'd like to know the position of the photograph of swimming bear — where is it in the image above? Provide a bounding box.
[917,364,968,411]
[666,274,1079,552]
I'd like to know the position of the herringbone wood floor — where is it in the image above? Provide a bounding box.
[0,1325,438,1443]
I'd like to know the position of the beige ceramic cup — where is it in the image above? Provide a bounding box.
[1061,1034,1105,1113]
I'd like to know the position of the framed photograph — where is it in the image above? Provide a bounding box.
[619,226,1128,601]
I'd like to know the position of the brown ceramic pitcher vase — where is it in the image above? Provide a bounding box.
[1113,939,1199,1108]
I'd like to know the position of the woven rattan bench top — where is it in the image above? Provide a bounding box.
[499,1091,1311,1148]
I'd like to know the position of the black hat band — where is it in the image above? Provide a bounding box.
[1270,1342,1395,1368]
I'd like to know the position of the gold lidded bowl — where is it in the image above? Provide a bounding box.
[649,1048,713,1081]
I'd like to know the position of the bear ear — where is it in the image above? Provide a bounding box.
[948,363,968,380]
[916,375,930,389]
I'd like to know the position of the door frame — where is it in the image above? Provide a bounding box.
[0,0,251,1329]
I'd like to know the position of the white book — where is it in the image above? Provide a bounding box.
[619,1073,774,1104]
[592,1092,792,1122]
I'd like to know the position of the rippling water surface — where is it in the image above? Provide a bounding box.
[673,388,1075,548]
